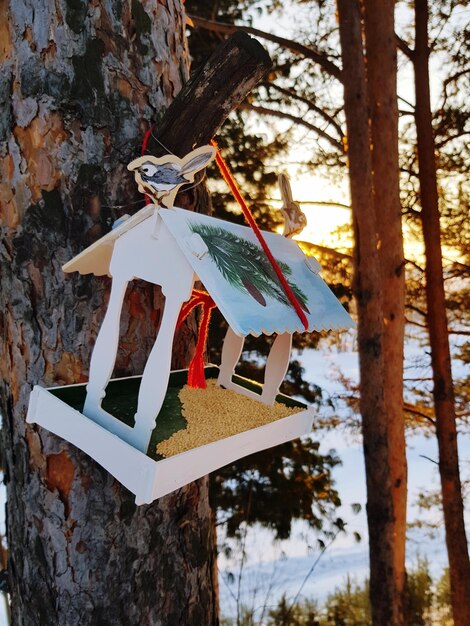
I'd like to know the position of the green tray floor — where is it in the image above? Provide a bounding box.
[49,366,305,461]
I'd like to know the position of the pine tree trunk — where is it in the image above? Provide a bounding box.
[0,2,270,624]
[337,2,406,624]
[362,2,407,624]
[414,2,470,623]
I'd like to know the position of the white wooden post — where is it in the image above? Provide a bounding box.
[217,327,292,405]
[84,274,130,418]
[261,332,292,404]
[217,326,245,389]
[128,294,187,451]
[79,211,196,452]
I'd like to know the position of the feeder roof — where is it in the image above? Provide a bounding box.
[62,206,155,277]
[63,206,355,337]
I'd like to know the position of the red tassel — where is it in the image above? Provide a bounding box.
[177,290,216,389]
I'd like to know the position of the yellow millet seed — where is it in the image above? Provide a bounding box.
[156,379,302,457]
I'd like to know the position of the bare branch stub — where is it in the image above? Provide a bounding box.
[147,32,273,158]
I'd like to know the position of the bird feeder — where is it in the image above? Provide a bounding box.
[27,145,354,505]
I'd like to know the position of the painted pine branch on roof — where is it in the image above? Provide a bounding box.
[189,223,309,312]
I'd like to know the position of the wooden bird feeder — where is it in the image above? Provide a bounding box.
[27,147,354,505]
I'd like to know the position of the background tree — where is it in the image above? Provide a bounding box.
[190,3,409,623]
[189,0,469,614]
[337,1,407,624]
[410,2,470,622]
[0,1,270,623]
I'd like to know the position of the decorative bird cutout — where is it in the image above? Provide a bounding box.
[128,145,216,208]
[278,173,307,238]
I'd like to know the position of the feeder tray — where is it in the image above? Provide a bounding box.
[27,366,313,505]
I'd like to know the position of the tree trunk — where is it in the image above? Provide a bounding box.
[414,2,470,623]
[362,2,407,624]
[0,2,270,624]
[337,2,406,624]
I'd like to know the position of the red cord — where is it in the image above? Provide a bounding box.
[211,141,309,331]
[177,290,216,389]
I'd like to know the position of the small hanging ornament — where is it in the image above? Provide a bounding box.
[27,143,355,505]
[278,173,308,238]
[127,145,215,207]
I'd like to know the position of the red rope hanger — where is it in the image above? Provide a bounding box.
[211,140,309,331]
[176,290,216,389]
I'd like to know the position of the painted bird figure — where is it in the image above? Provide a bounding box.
[128,145,216,208]
[278,173,307,238]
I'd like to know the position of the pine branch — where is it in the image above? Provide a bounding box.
[191,224,285,302]
[187,15,342,81]
[190,223,309,309]
[239,103,345,152]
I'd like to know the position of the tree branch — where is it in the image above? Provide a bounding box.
[404,402,435,425]
[435,131,470,150]
[266,198,351,210]
[298,200,351,210]
[405,258,425,273]
[449,329,470,337]
[398,95,416,110]
[419,454,439,465]
[239,103,345,152]
[263,83,345,140]
[147,32,272,157]
[407,304,428,318]
[405,316,428,329]
[406,315,469,336]
[396,34,414,60]
[188,14,343,81]
[298,240,351,260]
[443,68,469,97]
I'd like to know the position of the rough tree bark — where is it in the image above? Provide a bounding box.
[362,2,407,624]
[337,2,407,624]
[414,1,470,623]
[0,1,270,624]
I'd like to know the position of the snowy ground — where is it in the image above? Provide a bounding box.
[218,526,450,621]
[218,430,455,620]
